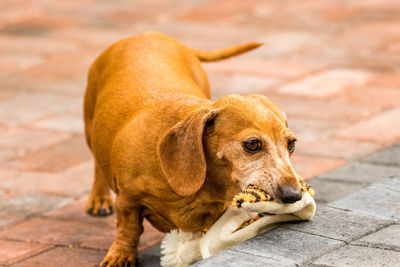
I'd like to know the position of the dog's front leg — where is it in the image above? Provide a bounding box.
[101,195,143,267]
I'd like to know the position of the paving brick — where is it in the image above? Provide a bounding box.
[203,57,323,79]
[297,138,382,160]
[269,95,374,124]
[0,35,78,57]
[308,179,366,205]
[80,219,163,252]
[317,162,400,184]
[256,31,323,57]
[176,0,260,23]
[366,73,400,90]
[335,108,400,145]
[329,182,400,219]
[282,206,392,243]
[8,135,92,172]
[12,247,104,267]
[385,42,400,55]
[352,224,400,251]
[32,114,84,133]
[278,69,372,98]
[0,89,14,102]
[19,76,87,101]
[0,194,70,229]
[0,240,52,265]
[3,71,86,98]
[0,213,22,230]
[208,73,280,101]
[377,176,400,191]
[138,253,161,267]
[0,54,44,72]
[230,228,344,264]
[236,3,338,36]
[0,14,78,36]
[0,148,17,165]
[43,197,164,251]
[340,21,400,51]
[25,50,93,80]
[345,1,400,10]
[0,217,114,248]
[0,93,78,127]
[310,245,400,267]
[361,142,400,167]
[46,160,94,196]
[286,117,335,143]
[46,27,124,51]
[279,87,400,141]
[290,154,346,179]
[0,128,71,158]
[294,25,398,71]
[79,232,114,251]
[0,161,94,197]
[43,197,115,226]
[337,87,400,114]
[194,249,292,267]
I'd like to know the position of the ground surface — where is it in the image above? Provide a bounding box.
[1,0,400,266]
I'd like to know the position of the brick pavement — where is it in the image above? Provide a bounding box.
[1,0,400,266]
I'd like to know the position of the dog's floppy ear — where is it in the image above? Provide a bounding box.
[159,108,217,196]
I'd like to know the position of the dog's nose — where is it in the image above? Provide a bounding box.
[277,186,302,204]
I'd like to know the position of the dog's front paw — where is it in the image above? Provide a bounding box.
[86,194,113,217]
[100,246,137,267]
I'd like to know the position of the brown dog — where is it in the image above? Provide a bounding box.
[84,31,301,266]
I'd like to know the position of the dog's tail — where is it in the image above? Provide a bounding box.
[192,42,263,62]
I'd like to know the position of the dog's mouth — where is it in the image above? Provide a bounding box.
[231,184,278,232]
[232,178,314,232]
[234,211,277,232]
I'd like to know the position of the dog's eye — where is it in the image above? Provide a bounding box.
[288,139,296,153]
[243,138,262,153]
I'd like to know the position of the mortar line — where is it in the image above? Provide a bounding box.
[8,246,56,266]
[351,242,400,253]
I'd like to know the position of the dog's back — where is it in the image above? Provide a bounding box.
[84,31,209,146]
[84,31,261,180]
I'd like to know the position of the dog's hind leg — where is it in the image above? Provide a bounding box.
[86,163,113,216]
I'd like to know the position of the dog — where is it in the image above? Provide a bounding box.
[84,31,301,266]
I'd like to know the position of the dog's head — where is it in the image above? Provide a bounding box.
[159,94,301,204]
